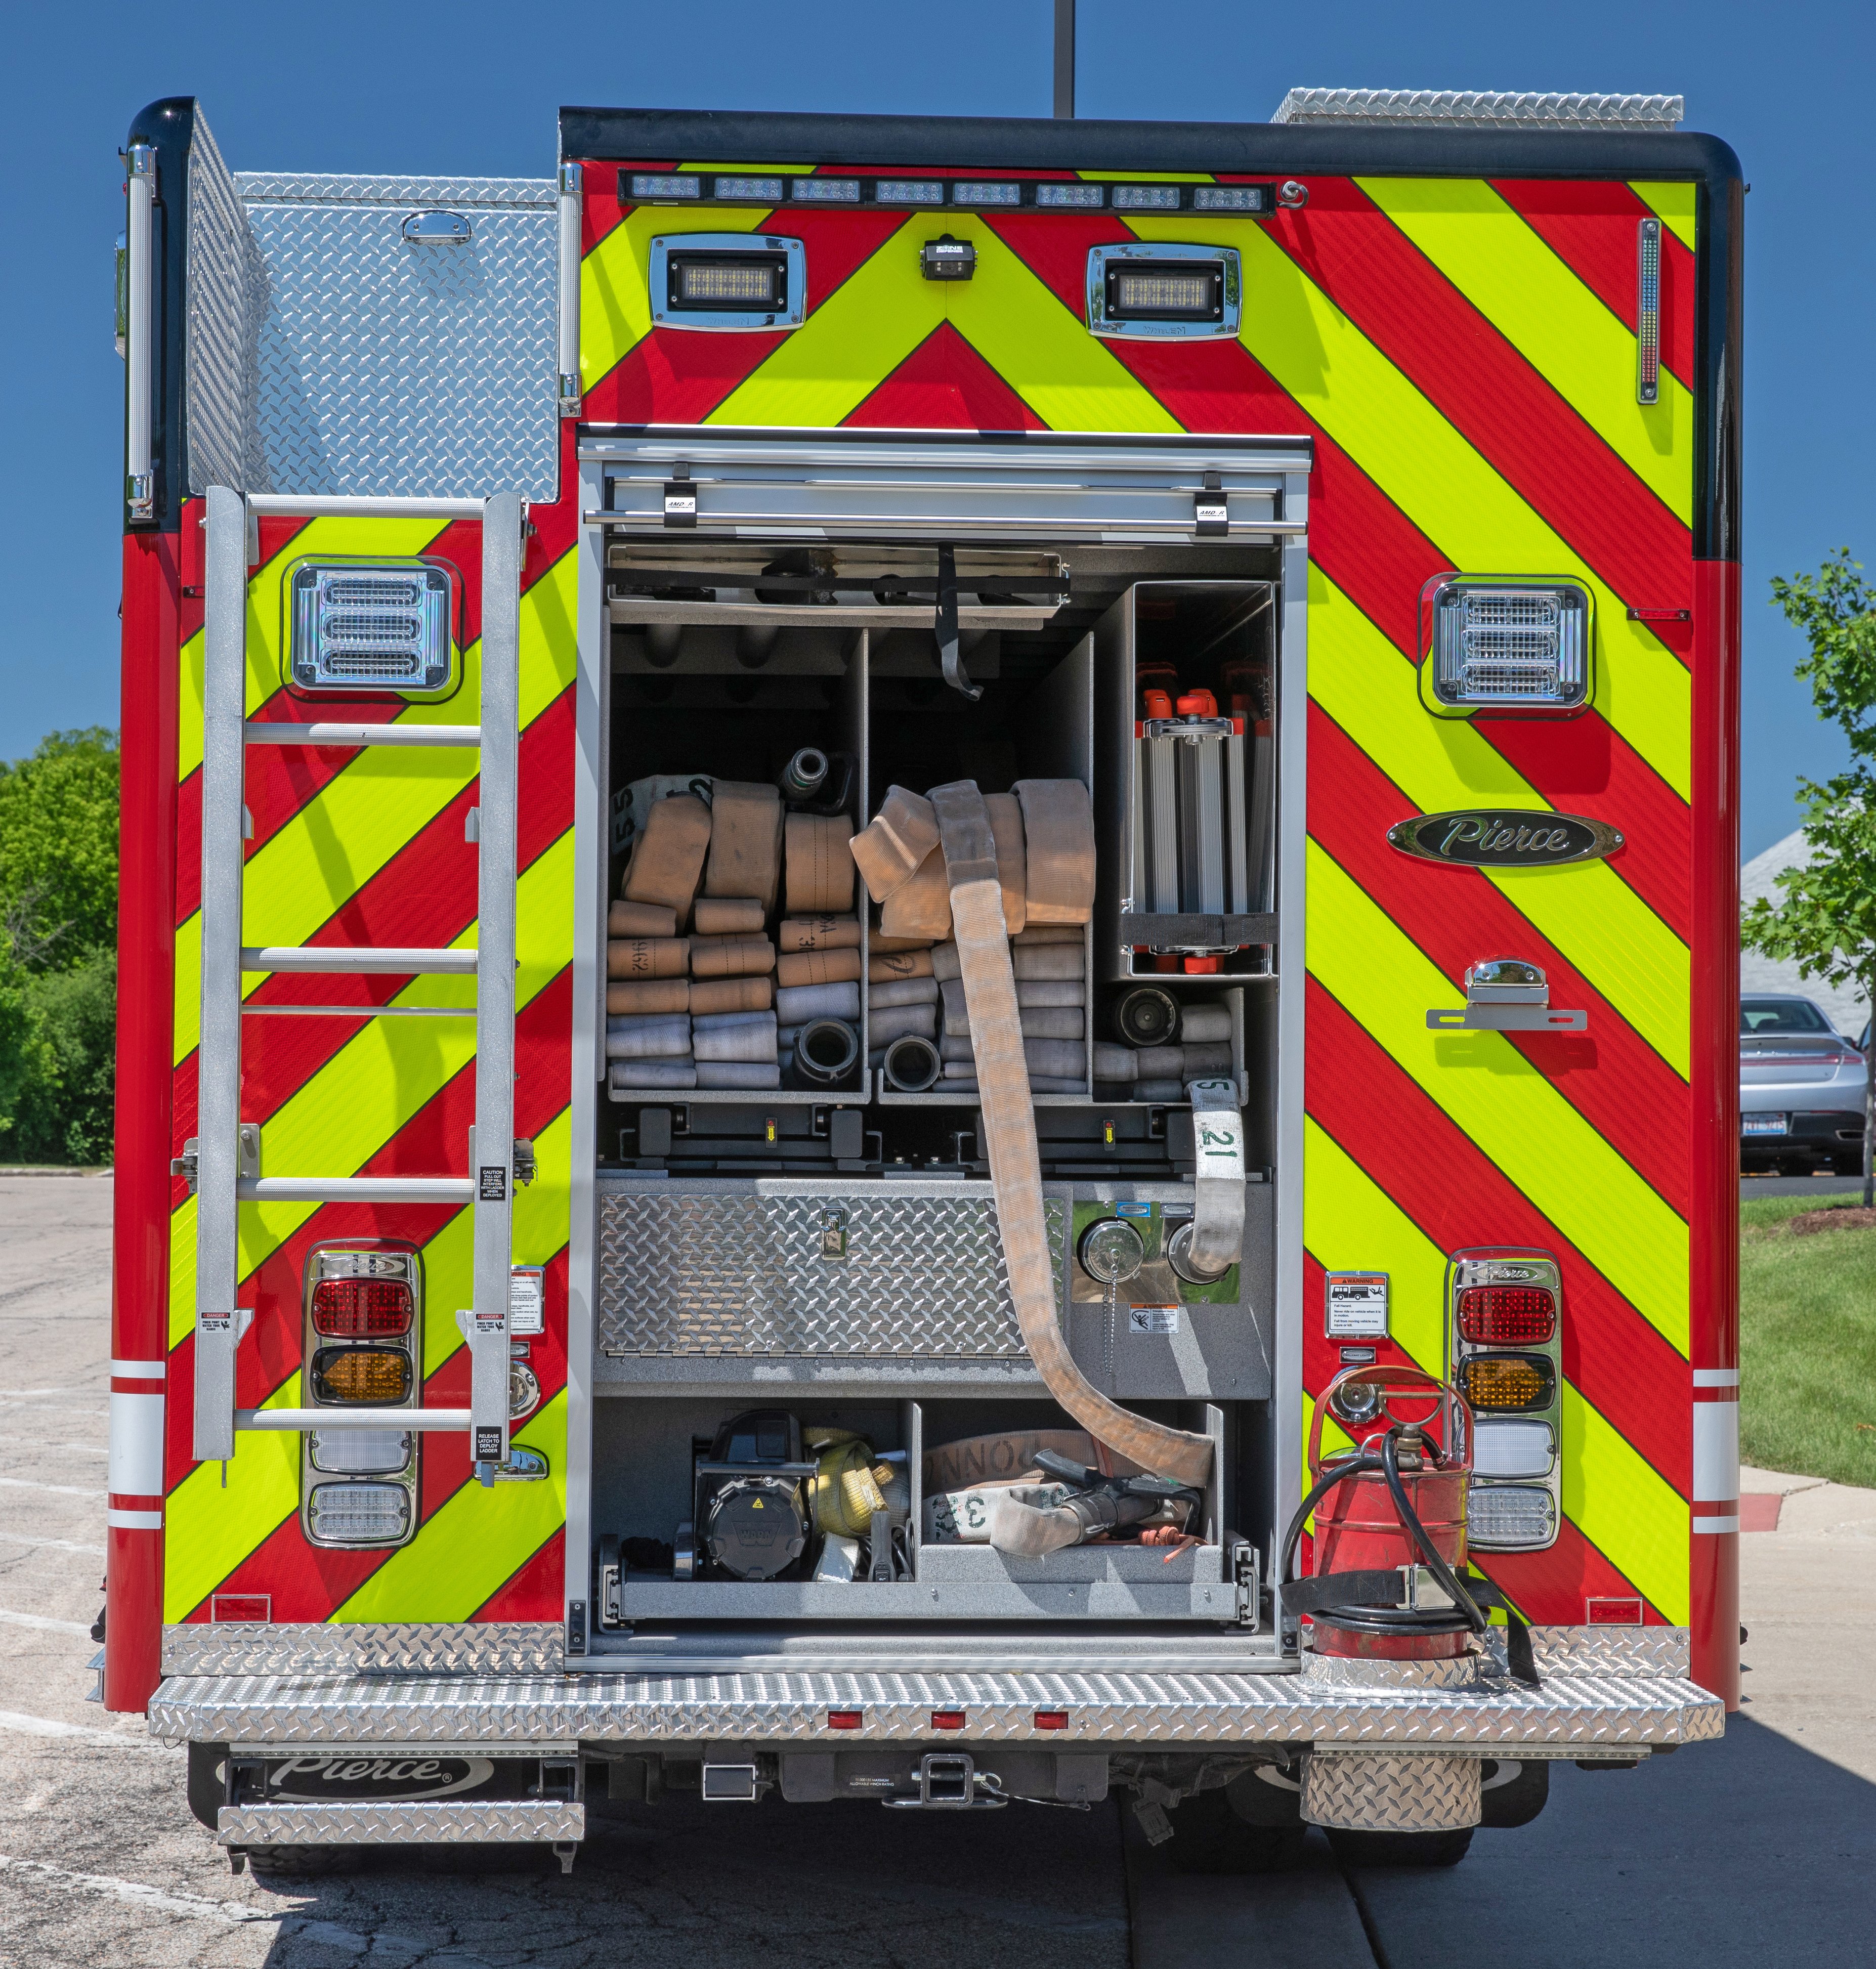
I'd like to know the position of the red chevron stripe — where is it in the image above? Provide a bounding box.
[168,689,577,1209]
[1308,701,1690,1208]
[1305,976,1690,1495]
[1301,1255,1666,1628]
[1261,180,1693,634]
[1490,179,1696,392]
[582,208,910,425]
[983,213,1693,941]
[471,1528,565,1620]
[844,321,1045,431]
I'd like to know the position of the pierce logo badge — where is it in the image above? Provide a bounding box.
[1387,809,1624,868]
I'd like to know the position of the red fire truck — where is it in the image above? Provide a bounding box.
[107,83,1735,1873]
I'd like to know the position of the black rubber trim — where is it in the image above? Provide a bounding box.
[123,97,198,535]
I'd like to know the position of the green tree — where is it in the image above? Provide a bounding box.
[1741,550,1876,1204]
[0,729,119,1166]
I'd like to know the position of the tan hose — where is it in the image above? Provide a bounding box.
[928,781,1214,1488]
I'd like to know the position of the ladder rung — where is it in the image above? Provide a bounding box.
[240,1004,474,1019]
[241,946,478,974]
[236,1407,472,1432]
[237,1177,475,1204]
[244,722,482,748]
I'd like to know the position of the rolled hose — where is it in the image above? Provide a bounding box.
[930,779,1213,1488]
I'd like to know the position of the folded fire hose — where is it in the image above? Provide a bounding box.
[930,779,1215,1488]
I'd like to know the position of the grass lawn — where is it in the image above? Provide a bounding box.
[1739,1192,1876,1487]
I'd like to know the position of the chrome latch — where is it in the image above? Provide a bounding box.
[1426,958,1588,1034]
[169,1123,259,1194]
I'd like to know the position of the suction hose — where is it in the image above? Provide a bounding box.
[929,779,1213,1488]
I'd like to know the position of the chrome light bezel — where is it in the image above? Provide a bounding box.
[285,558,459,701]
[1086,242,1242,341]
[650,233,806,332]
[1419,575,1594,717]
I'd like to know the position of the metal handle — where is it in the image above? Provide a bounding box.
[124,144,155,521]
[557,162,583,412]
[1308,1364,1472,1480]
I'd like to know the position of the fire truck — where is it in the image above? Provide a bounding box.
[107,83,1737,1874]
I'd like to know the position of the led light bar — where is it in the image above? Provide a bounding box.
[1036,182,1104,208]
[876,179,945,205]
[954,180,1023,205]
[1467,1484,1557,1548]
[1636,217,1662,405]
[713,176,786,204]
[650,234,806,332]
[288,562,455,697]
[1426,578,1592,712]
[1113,183,1183,210]
[1087,242,1242,341]
[307,1481,412,1544]
[310,1426,413,1476]
[792,177,861,203]
[1193,184,1269,212]
[674,258,783,307]
[629,174,700,201]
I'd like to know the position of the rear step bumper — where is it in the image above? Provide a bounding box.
[217,1801,583,1849]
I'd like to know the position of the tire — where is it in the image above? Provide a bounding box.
[1326,1826,1474,1869]
[243,1845,364,1878]
[1164,1787,1311,1873]
[1479,1758,1548,1829]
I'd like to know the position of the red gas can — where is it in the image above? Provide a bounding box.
[1305,1366,1474,1660]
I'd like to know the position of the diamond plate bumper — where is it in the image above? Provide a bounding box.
[151,1661,1723,1752]
[216,1800,583,1848]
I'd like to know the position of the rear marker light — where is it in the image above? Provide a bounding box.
[210,1594,271,1623]
[1636,218,1661,406]
[792,177,860,203]
[1456,1284,1556,1346]
[311,1276,413,1338]
[1034,1710,1069,1731]
[307,1482,411,1544]
[931,1709,966,1731]
[310,1427,412,1476]
[1036,182,1104,208]
[1427,580,1591,712]
[1466,1485,1556,1548]
[953,181,1022,206]
[1587,1597,1644,1625]
[1458,1354,1554,1414]
[876,179,944,206]
[713,176,786,204]
[1113,184,1184,210]
[311,1346,412,1405]
[827,1709,863,1731]
[629,174,700,201]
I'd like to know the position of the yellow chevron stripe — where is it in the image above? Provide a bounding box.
[708,219,937,427]
[1125,215,1694,801]
[1306,840,1689,1348]
[162,1371,302,1622]
[1355,177,1692,525]
[1630,181,1697,254]
[581,207,774,394]
[1303,1120,1689,1621]
[166,831,578,1348]
[171,551,579,1065]
[333,1389,568,1622]
[947,219,1182,434]
[1308,566,1690,1076]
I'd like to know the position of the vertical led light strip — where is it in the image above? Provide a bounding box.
[1636,217,1662,406]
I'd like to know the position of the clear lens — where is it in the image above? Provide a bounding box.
[1432,584,1589,708]
[1037,183,1104,208]
[630,175,700,200]
[1193,185,1263,212]
[1112,267,1218,317]
[1113,184,1183,210]
[1471,1420,1555,1480]
[713,177,785,203]
[792,178,861,202]
[310,1427,412,1475]
[953,181,1022,205]
[876,180,945,205]
[1467,1484,1556,1547]
[675,259,780,306]
[307,1481,411,1543]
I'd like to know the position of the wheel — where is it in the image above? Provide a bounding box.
[1479,1757,1549,1829]
[1326,1826,1474,1868]
[242,1845,364,1878]
[1163,1786,1311,1873]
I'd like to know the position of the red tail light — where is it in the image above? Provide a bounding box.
[1456,1284,1555,1346]
[312,1277,413,1338]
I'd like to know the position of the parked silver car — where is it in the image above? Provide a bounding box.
[1740,994,1868,1175]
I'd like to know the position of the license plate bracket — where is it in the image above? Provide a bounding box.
[1741,1114,1788,1137]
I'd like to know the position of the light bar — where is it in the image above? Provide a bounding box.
[1636,218,1661,405]
[1193,185,1268,212]
[793,177,861,203]
[629,174,700,201]
[714,176,786,204]
[876,179,944,205]
[1037,182,1104,208]
[1428,580,1591,712]
[1113,184,1183,210]
[954,181,1022,206]
[307,1481,411,1544]
[1113,266,1218,317]
[1087,243,1241,341]
[310,1426,412,1475]
[674,258,784,307]
[1467,1484,1557,1549]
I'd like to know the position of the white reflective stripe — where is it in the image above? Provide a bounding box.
[1692,1400,1739,1502]
[105,1509,163,1531]
[109,1360,166,1381]
[1692,1368,1739,1388]
[1692,1516,1739,1535]
[107,1390,166,1499]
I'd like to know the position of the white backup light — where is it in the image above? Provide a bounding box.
[1426,580,1591,712]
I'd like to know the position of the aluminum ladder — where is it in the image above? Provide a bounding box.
[190,485,523,1478]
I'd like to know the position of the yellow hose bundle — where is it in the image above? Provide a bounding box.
[804,1429,888,1538]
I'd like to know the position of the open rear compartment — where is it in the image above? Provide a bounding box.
[586,439,1298,1659]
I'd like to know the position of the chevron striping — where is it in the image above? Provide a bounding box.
[1302,1120,1688,1621]
[1631,180,1697,253]
[1307,839,1689,1344]
[471,1529,565,1621]
[843,320,1046,430]
[1473,1514,1667,1629]
[1307,567,1691,1077]
[1306,978,1690,1490]
[1353,176,1694,524]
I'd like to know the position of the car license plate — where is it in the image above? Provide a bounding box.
[1742,1114,1788,1137]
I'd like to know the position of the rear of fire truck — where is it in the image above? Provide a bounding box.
[108,87,1734,1873]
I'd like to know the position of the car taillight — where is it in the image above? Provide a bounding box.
[311,1276,413,1338]
[311,1346,411,1405]
[1456,1284,1556,1346]
[1458,1353,1554,1413]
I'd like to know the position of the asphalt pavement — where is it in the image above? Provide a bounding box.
[0,1174,1869,1968]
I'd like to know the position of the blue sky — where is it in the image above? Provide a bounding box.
[2,0,1870,860]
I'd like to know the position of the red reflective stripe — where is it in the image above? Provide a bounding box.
[844,321,1046,431]
[471,1529,566,1621]
[1305,976,1691,1497]
[1308,702,1691,1209]
[1489,179,1696,393]
[1471,1514,1667,1630]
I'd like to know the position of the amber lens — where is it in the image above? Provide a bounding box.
[312,1347,411,1404]
[1456,1285,1556,1347]
[1459,1354,1553,1412]
[311,1277,412,1338]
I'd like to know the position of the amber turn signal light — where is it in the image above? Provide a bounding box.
[1458,1353,1554,1414]
[311,1347,412,1405]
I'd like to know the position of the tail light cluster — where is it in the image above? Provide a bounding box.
[1447,1248,1563,1553]
[300,1244,422,1550]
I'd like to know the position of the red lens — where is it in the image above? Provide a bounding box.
[1457,1285,1555,1346]
[311,1277,412,1338]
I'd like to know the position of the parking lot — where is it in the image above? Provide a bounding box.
[1,1173,1870,1968]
